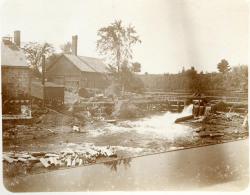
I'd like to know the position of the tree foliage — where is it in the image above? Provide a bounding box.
[23,42,55,77]
[132,62,141,73]
[217,59,231,73]
[140,65,248,93]
[96,20,143,93]
[119,62,144,93]
[97,20,141,72]
[106,60,144,93]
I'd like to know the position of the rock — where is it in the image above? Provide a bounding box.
[3,143,117,170]
[104,119,117,124]
[17,157,28,162]
[72,126,80,132]
[78,158,83,166]
[45,153,59,158]
[59,160,65,166]
[85,147,98,156]
[109,153,118,158]
[61,148,74,155]
[47,129,55,134]
[233,130,239,134]
[195,127,202,133]
[71,158,76,166]
[31,152,46,157]
[209,133,224,137]
[66,157,71,167]
[75,157,80,164]
[99,147,115,157]
[28,156,39,161]
[17,154,31,159]
[48,157,59,166]
[3,155,15,163]
[199,132,212,138]
[40,158,50,168]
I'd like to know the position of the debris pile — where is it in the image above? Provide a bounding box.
[203,112,244,125]
[3,144,117,170]
[194,112,248,142]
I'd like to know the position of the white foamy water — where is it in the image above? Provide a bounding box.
[89,105,194,140]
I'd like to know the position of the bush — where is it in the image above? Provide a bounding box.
[105,83,121,97]
[112,100,144,119]
[213,101,228,112]
[104,106,114,116]
[78,88,90,98]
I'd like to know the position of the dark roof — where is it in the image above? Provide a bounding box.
[1,42,28,67]
[64,54,107,73]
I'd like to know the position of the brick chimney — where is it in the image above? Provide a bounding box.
[72,35,78,56]
[14,30,21,47]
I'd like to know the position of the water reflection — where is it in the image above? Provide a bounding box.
[103,158,132,172]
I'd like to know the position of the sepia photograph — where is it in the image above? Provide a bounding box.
[0,0,249,192]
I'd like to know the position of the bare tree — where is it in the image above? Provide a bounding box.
[60,41,72,54]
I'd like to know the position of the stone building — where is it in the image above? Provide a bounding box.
[1,31,31,119]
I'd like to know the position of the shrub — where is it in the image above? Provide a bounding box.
[213,101,228,112]
[78,88,90,98]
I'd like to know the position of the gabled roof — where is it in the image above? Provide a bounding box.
[64,54,107,73]
[78,56,107,73]
[1,42,28,67]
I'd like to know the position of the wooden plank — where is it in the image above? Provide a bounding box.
[175,115,194,123]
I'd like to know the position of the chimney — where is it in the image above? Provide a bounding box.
[72,35,78,55]
[14,30,21,47]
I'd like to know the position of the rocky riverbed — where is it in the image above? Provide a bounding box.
[2,104,248,178]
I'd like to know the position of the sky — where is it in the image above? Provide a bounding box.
[1,0,249,74]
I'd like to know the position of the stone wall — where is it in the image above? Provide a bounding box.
[1,66,31,116]
[1,67,30,100]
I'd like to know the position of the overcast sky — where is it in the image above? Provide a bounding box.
[1,0,249,73]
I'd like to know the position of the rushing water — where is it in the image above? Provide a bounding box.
[119,104,193,139]
[88,105,194,140]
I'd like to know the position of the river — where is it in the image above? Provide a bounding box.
[83,104,196,156]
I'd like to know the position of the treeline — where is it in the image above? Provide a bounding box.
[139,65,248,93]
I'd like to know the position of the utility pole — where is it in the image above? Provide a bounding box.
[42,55,46,107]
